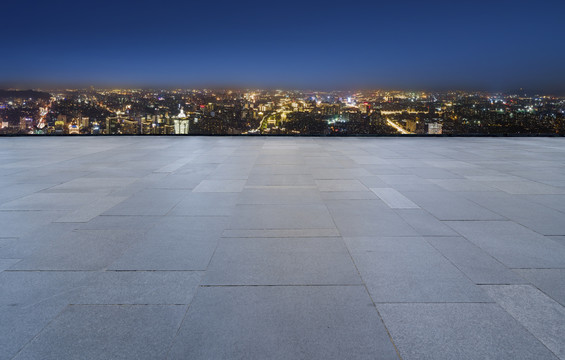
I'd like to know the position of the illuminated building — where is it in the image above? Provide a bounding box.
[173,108,189,134]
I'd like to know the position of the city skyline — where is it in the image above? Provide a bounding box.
[2,88,563,135]
[2,0,564,93]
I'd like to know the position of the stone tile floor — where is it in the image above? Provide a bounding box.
[0,136,564,359]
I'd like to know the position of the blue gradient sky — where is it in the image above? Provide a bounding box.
[2,0,564,92]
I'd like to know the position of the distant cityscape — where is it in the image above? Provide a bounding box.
[1,88,564,136]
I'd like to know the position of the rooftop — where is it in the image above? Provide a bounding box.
[1,137,565,360]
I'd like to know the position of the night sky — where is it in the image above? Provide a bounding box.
[3,0,564,92]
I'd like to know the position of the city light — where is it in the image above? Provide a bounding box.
[0,88,563,135]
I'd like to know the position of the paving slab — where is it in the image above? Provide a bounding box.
[461,191,565,235]
[54,196,128,222]
[378,303,558,360]
[326,200,419,237]
[2,137,565,360]
[10,230,141,271]
[72,271,203,305]
[77,215,160,231]
[246,174,316,186]
[514,269,565,306]
[204,237,361,285]
[44,177,138,193]
[0,223,78,259]
[310,168,372,179]
[0,193,100,211]
[168,286,399,360]
[228,204,336,230]
[447,221,565,268]
[394,209,458,236]
[426,236,526,284]
[102,189,190,215]
[222,228,340,238]
[346,236,491,302]
[0,183,59,205]
[193,179,246,192]
[237,187,323,205]
[320,190,378,200]
[0,210,70,238]
[0,302,68,360]
[370,188,420,209]
[482,285,565,359]
[169,192,239,215]
[109,216,226,271]
[13,305,187,360]
[401,191,505,220]
[0,258,20,272]
[0,270,93,307]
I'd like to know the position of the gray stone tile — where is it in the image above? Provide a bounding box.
[326,200,418,237]
[207,164,253,180]
[482,285,565,359]
[0,258,20,272]
[320,191,378,200]
[370,188,419,209]
[377,174,431,185]
[77,215,160,231]
[311,168,372,179]
[447,221,565,268]
[384,183,445,192]
[237,188,323,205]
[222,228,340,238]
[0,303,67,360]
[10,230,140,271]
[109,216,227,270]
[408,167,463,179]
[489,181,565,194]
[346,236,491,302]
[169,192,239,216]
[519,194,565,213]
[512,269,565,307]
[361,164,410,175]
[204,237,362,285]
[402,191,506,220]
[429,178,497,192]
[168,286,398,360]
[378,303,558,360]
[246,174,316,186]
[0,193,100,211]
[461,191,565,235]
[193,179,246,192]
[548,236,565,246]
[349,155,392,165]
[3,136,565,360]
[108,172,170,196]
[0,223,78,259]
[0,210,71,238]
[426,237,526,284]
[357,176,389,188]
[0,271,93,307]
[13,305,187,360]
[102,189,189,215]
[44,177,138,193]
[0,183,59,205]
[73,271,203,305]
[228,204,336,230]
[147,174,204,190]
[153,158,193,173]
[394,209,458,236]
[255,155,304,165]
[54,196,128,222]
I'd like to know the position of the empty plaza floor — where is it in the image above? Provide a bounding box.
[1,136,565,360]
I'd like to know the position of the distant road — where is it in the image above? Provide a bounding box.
[386,118,412,134]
